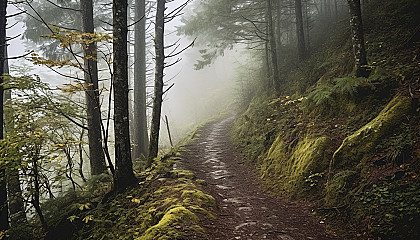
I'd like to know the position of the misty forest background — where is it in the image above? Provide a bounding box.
[0,0,419,239]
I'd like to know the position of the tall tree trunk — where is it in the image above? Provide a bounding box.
[0,0,9,230]
[275,0,282,61]
[334,0,338,19]
[264,40,272,91]
[81,0,108,176]
[31,152,47,230]
[113,0,136,192]
[267,0,280,92]
[133,0,148,162]
[4,48,27,227]
[295,0,307,61]
[147,0,165,166]
[304,0,311,54]
[6,171,27,227]
[347,0,369,77]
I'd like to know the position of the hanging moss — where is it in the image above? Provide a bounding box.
[332,94,412,169]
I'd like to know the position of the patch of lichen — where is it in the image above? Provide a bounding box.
[67,156,214,240]
[332,94,412,170]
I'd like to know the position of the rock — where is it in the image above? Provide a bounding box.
[332,94,412,168]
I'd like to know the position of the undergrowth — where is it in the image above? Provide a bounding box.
[7,155,214,240]
[232,0,420,238]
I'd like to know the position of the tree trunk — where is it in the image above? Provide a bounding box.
[347,0,370,77]
[133,0,148,162]
[0,0,9,230]
[147,0,165,166]
[264,40,272,91]
[6,171,27,227]
[32,153,46,230]
[4,47,27,227]
[81,0,108,176]
[113,0,137,192]
[304,0,311,54]
[334,0,338,19]
[275,0,282,57]
[295,0,307,61]
[267,0,280,92]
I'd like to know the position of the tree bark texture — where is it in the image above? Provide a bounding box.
[0,0,9,230]
[133,0,148,161]
[81,0,108,176]
[113,0,136,191]
[347,0,369,77]
[148,0,165,166]
[295,0,306,62]
[267,0,280,92]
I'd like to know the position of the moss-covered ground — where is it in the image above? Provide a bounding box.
[15,155,215,240]
[232,0,420,239]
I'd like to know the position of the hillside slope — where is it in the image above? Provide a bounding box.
[232,0,420,239]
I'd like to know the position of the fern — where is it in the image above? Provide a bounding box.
[306,84,335,106]
[334,77,372,97]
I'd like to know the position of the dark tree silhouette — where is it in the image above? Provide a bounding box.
[347,0,370,77]
[0,0,9,230]
[81,0,108,176]
[113,0,137,192]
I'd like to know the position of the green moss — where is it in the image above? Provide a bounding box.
[332,94,412,168]
[63,155,214,240]
[324,170,358,207]
[181,189,216,208]
[137,206,199,240]
[169,169,196,180]
[260,135,332,196]
[188,205,215,219]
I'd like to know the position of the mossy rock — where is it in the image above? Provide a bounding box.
[332,94,412,168]
[181,189,216,208]
[324,170,358,207]
[261,135,332,196]
[137,206,199,240]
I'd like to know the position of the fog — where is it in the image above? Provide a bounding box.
[6,1,241,151]
[159,44,239,146]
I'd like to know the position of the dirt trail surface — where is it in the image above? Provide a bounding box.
[178,115,339,240]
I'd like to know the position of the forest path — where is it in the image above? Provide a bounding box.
[178,114,339,240]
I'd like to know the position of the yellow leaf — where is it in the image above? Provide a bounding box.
[82,215,94,223]
[79,203,91,210]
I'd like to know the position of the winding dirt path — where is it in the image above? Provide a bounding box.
[179,115,339,240]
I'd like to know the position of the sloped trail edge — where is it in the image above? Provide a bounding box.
[178,115,339,240]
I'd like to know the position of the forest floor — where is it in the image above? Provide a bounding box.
[178,114,341,240]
